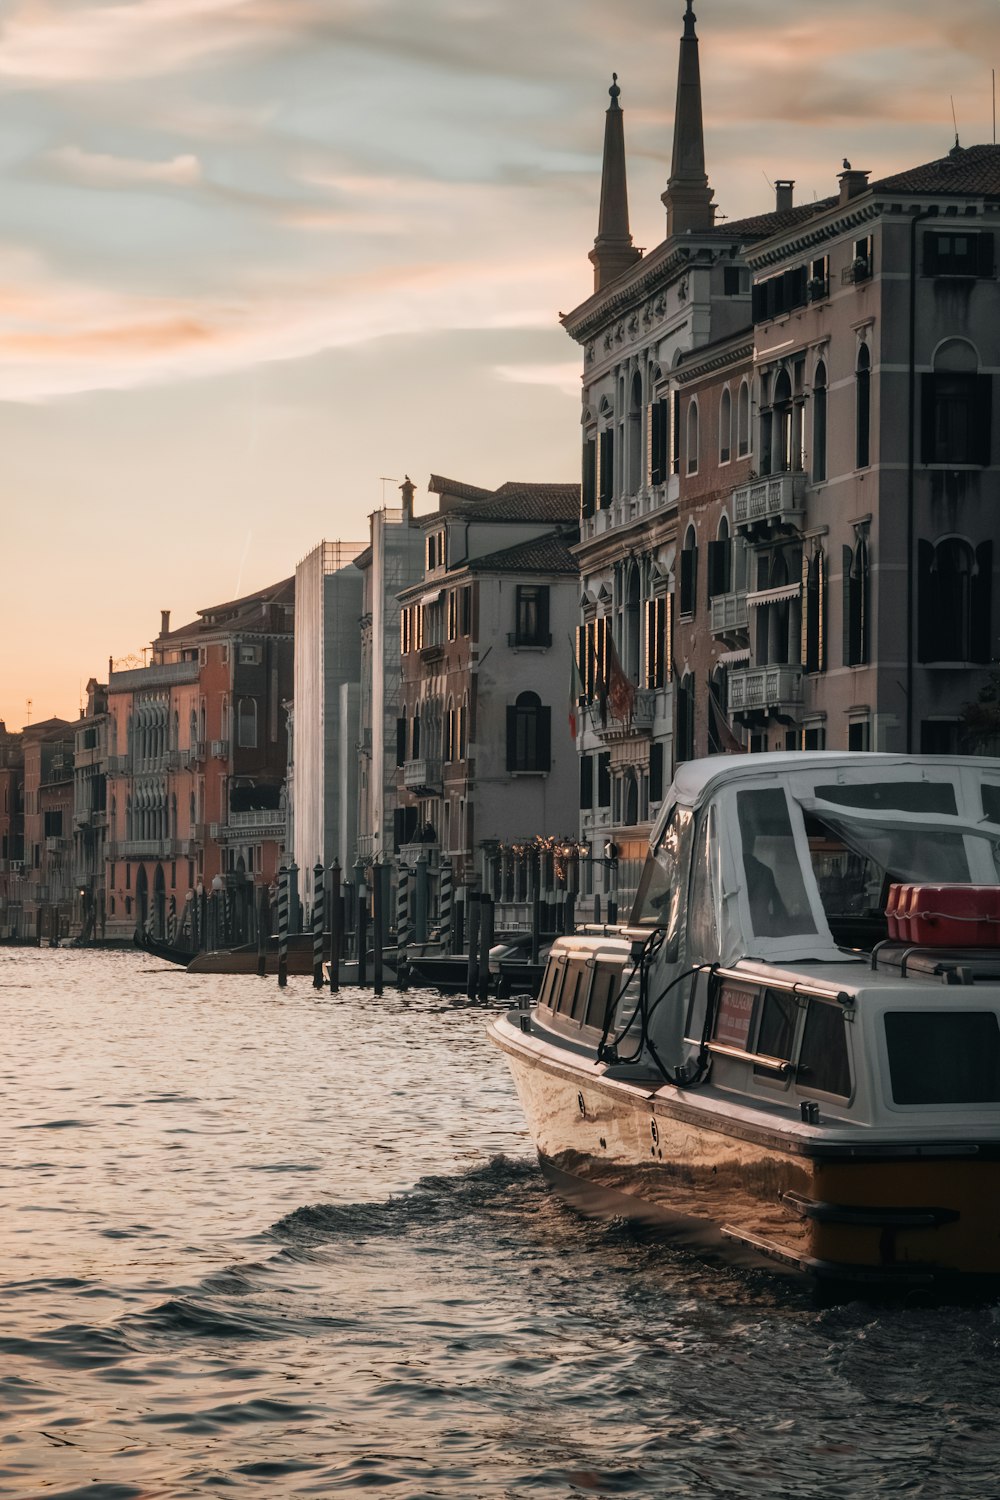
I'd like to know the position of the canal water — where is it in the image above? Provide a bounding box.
[3,950,1000,1499]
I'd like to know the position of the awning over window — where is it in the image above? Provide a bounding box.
[746,583,800,608]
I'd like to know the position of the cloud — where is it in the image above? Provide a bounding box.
[0,0,313,83]
[494,361,580,398]
[45,146,203,187]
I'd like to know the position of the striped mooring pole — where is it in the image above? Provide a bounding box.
[438,856,453,954]
[396,862,411,991]
[257,884,269,976]
[277,864,289,989]
[312,861,325,989]
[329,859,341,993]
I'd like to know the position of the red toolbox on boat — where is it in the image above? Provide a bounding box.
[886,884,1000,946]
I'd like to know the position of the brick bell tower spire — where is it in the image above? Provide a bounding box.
[662,0,716,236]
[589,74,642,293]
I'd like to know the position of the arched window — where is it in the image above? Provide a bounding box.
[812,361,828,483]
[856,344,871,468]
[922,338,991,466]
[843,534,870,666]
[412,710,421,760]
[680,525,698,616]
[623,771,639,827]
[719,387,732,464]
[506,692,551,773]
[628,369,643,496]
[237,698,257,749]
[803,549,825,673]
[737,380,751,458]
[918,536,992,663]
[686,399,699,475]
[773,368,793,472]
[624,564,641,683]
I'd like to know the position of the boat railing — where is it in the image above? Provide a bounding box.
[711,965,853,1008]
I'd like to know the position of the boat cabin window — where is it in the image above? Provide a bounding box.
[884,1011,1000,1105]
[536,961,561,1012]
[814,781,957,815]
[633,805,691,946]
[983,785,1000,826]
[798,1000,851,1099]
[559,963,588,1023]
[752,989,797,1082]
[804,815,888,949]
[585,963,621,1032]
[737,789,816,938]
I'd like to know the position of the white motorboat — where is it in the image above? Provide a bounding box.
[489,752,1000,1284]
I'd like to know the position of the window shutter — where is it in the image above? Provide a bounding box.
[976,374,993,466]
[842,545,855,666]
[582,439,596,517]
[707,540,729,598]
[646,403,655,488]
[538,586,550,640]
[643,598,653,688]
[576,624,586,695]
[817,551,826,672]
[680,549,693,615]
[597,751,611,807]
[670,392,681,473]
[978,231,995,278]
[751,282,766,323]
[396,717,406,766]
[537,708,551,772]
[505,706,517,772]
[649,742,664,804]
[920,373,937,464]
[801,551,811,668]
[580,754,593,811]
[972,541,993,664]
[665,592,674,682]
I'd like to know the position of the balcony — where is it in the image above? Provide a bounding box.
[212,809,286,842]
[732,474,805,534]
[107,838,182,860]
[106,754,131,775]
[728,665,803,717]
[210,739,230,760]
[710,592,749,637]
[404,757,442,793]
[589,688,656,743]
[45,836,70,855]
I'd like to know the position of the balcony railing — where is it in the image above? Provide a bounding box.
[732,474,805,532]
[211,810,286,841]
[210,739,230,760]
[728,665,803,715]
[710,592,749,636]
[589,688,656,741]
[106,754,130,774]
[404,757,442,792]
[106,838,183,860]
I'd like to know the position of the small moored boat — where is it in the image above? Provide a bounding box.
[489,752,1000,1285]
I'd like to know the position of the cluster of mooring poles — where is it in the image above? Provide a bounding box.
[257,843,596,994]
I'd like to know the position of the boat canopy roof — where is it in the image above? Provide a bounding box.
[641,752,1000,969]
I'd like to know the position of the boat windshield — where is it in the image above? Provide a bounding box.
[632,805,691,934]
[803,792,985,949]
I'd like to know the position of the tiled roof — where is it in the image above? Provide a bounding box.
[450,481,580,522]
[712,200,836,240]
[871,144,1000,197]
[427,474,493,503]
[158,577,295,642]
[467,533,579,576]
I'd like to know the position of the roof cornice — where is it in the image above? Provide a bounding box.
[676,335,753,383]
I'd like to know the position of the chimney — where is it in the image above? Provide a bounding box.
[160,609,171,637]
[775,179,794,213]
[399,474,415,522]
[838,167,871,205]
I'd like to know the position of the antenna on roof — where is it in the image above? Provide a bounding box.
[951,94,960,149]
[993,68,996,145]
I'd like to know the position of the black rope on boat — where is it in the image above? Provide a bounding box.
[596,929,664,1065]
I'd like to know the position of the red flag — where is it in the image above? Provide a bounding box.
[605,631,635,724]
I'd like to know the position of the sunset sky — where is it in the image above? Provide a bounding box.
[1,0,997,725]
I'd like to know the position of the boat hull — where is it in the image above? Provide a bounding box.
[491,1014,1000,1284]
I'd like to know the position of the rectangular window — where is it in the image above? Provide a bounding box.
[847,720,870,752]
[460,586,472,637]
[447,591,458,640]
[706,539,731,599]
[643,596,669,689]
[648,398,669,486]
[849,235,873,282]
[723,265,743,296]
[921,373,992,466]
[396,717,406,766]
[737,788,817,938]
[753,989,797,1079]
[798,1001,850,1098]
[579,754,593,811]
[807,255,829,300]
[885,1012,1000,1104]
[680,547,697,617]
[649,742,664,804]
[669,392,681,474]
[514,585,550,647]
[597,752,611,808]
[924,230,994,279]
[584,965,619,1031]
